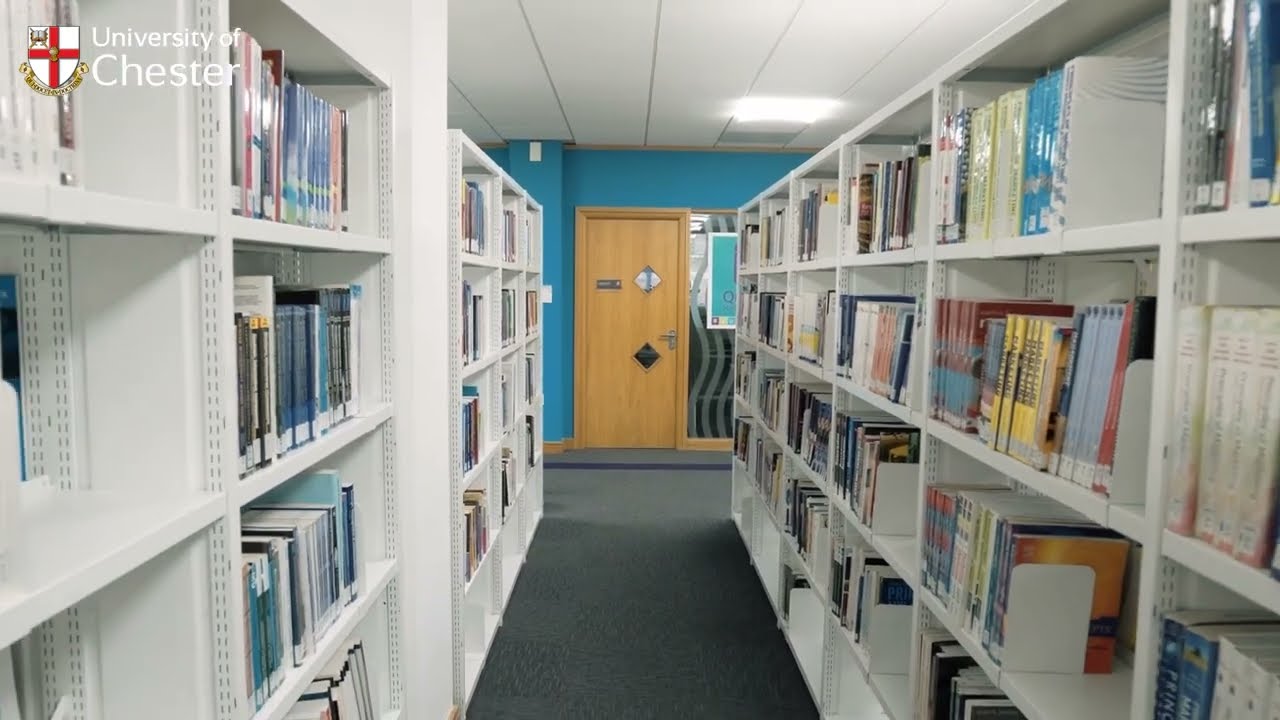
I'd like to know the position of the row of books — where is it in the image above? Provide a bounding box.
[1166,305,1280,573]
[739,418,918,655]
[848,152,932,254]
[522,414,537,467]
[739,207,787,268]
[0,275,22,482]
[499,355,539,432]
[282,640,377,719]
[797,184,838,263]
[786,382,831,478]
[918,630,1026,719]
[921,485,1129,673]
[1153,611,1280,720]
[497,289,539,343]
[230,33,350,231]
[1195,0,1280,211]
[521,354,536,405]
[792,291,835,366]
[735,351,756,405]
[233,277,362,477]
[501,208,517,263]
[524,290,539,333]
[739,421,785,517]
[936,55,1165,244]
[462,280,485,364]
[241,470,360,710]
[500,289,517,348]
[836,294,919,406]
[834,417,920,526]
[461,385,482,473]
[463,487,489,583]
[499,363,513,431]
[0,0,82,187]
[783,476,833,594]
[462,181,488,255]
[498,449,514,522]
[934,296,1157,497]
[757,369,787,439]
[743,288,786,351]
[832,536,914,643]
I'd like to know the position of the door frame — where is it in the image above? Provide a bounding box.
[574,207,691,449]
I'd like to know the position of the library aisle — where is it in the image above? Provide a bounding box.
[469,450,842,719]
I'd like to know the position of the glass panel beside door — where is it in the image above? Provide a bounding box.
[687,212,736,440]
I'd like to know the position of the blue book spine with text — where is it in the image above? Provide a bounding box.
[0,275,24,481]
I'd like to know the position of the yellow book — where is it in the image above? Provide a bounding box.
[965,103,997,241]
[1030,322,1074,470]
[967,505,995,633]
[987,313,1016,450]
[1008,317,1042,463]
[997,88,1029,239]
[992,315,1027,454]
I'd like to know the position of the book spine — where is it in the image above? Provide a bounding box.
[1235,308,1280,566]
[1216,308,1259,551]
[1247,0,1278,205]
[1168,307,1212,534]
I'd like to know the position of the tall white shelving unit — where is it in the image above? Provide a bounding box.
[447,130,545,711]
[730,0,1280,718]
[0,0,459,717]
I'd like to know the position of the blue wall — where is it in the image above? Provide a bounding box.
[487,142,809,442]
[485,146,509,171]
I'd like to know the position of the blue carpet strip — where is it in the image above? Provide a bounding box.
[543,461,731,471]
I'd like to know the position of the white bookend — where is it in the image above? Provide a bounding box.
[1049,56,1168,230]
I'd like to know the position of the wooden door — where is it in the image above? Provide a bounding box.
[576,209,688,448]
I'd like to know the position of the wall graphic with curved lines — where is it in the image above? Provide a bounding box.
[687,212,736,439]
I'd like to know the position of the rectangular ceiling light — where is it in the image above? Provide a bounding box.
[733,97,838,124]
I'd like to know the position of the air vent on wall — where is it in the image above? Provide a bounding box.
[717,129,802,147]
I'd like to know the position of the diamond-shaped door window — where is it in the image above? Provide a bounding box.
[635,265,661,294]
[633,342,661,371]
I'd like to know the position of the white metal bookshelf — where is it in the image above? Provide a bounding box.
[0,0,453,718]
[447,130,544,710]
[730,0,1280,718]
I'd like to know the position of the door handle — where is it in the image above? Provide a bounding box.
[659,329,678,350]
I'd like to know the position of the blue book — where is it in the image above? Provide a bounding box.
[0,275,22,481]
[259,469,355,604]
[1021,77,1044,236]
[1175,620,1280,720]
[1246,0,1280,205]
[245,560,263,708]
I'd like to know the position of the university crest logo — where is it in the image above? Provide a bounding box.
[18,26,89,96]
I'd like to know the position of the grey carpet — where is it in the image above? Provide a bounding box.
[468,450,819,720]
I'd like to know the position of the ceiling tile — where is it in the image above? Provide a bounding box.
[448,0,570,141]
[646,0,801,146]
[787,0,1032,148]
[845,0,1034,105]
[748,0,948,99]
[519,0,659,144]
